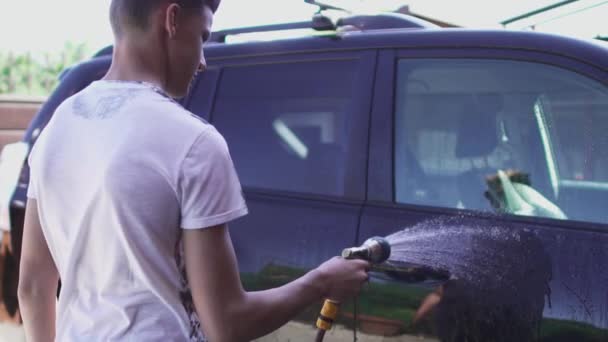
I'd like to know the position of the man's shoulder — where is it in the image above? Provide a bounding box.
[137,93,211,132]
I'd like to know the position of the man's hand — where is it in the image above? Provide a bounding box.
[315,256,370,302]
[184,225,371,341]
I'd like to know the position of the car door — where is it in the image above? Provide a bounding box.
[184,66,220,122]
[358,48,608,341]
[193,49,375,341]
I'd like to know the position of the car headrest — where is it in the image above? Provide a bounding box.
[454,94,503,159]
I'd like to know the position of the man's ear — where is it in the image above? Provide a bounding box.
[164,3,181,38]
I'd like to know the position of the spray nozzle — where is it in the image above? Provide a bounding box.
[316,237,391,341]
[341,236,391,264]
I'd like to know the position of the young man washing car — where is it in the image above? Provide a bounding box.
[17,1,370,341]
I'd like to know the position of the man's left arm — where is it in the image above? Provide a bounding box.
[18,199,58,342]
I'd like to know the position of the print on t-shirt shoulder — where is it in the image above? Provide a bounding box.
[73,89,143,119]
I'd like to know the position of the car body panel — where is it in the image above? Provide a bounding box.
[4,25,608,341]
[357,44,608,340]
[191,49,377,339]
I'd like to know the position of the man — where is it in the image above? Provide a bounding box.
[17,1,370,341]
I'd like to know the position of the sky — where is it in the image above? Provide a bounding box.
[0,0,606,55]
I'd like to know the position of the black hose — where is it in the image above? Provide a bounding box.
[315,328,326,342]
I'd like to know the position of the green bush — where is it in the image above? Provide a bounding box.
[0,42,92,97]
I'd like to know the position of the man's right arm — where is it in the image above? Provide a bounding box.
[183,224,369,342]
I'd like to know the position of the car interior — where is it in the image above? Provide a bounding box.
[394,58,607,221]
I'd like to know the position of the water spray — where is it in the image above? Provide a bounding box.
[314,237,391,342]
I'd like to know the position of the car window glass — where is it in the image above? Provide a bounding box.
[543,90,608,183]
[394,59,608,225]
[212,59,358,196]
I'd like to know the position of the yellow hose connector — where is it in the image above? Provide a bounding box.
[316,299,340,331]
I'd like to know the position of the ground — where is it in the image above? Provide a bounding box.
[0,322,25,342]
[255,321,437,342]
[0,321,437,341]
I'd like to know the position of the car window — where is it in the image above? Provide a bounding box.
[185,67,220,121]
[394,59,608,224]
[211,59,358,196]
[544,90,608,182]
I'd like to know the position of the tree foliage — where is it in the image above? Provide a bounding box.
[0,42,92,97]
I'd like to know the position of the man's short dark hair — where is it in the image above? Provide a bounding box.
[110,0,220,36]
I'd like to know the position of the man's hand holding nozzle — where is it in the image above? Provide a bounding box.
[314,256,371,302]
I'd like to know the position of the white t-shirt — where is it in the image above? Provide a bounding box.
[27,80,248,341]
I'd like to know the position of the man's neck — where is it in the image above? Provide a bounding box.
[103,39,166,90]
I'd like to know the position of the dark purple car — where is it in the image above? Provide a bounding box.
[2,10,607,341]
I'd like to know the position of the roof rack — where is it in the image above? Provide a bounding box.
[337,13,438,30]
[209,18,333,43]
[209,12,437,43]
[98,1,439,47]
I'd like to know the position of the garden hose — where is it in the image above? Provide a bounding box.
[314,237,391,341]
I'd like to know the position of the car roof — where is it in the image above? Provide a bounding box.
[91,11,608,72]
[203,28,608,71]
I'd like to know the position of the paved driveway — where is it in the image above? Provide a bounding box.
[0,321,436,341]
[0,323,24,342]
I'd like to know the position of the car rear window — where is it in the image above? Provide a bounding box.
[211,59,359,196]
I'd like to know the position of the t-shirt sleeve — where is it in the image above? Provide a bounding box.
[178,127,248,229]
